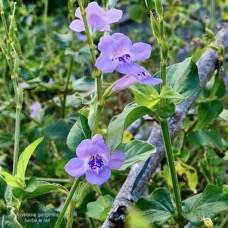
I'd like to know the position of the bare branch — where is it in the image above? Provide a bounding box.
[102,23,228,228]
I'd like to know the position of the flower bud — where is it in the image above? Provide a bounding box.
[150,12,161,43]
[82,0,89,8]
[0,38,7,57]
[155,0,163,16]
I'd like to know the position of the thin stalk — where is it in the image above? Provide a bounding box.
[62,32,75,118]
[94,185,106,206]
[78,0,103,133]
[66,200,77,228]
[91,103,103,136]
[78,0,96,64]
[160,119,183,220]
[12,104,21,176]
[25,177,70,183]
[54,178,81,228]
[210,0,216,32]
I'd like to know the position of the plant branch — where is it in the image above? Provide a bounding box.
[102,23,228,228]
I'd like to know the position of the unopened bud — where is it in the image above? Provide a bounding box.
[0,38,7,56]
[150,12,161,43]
[155,0,163,16]
[206,28,216,42]
[201,217,213,228]
[82,0,89,8]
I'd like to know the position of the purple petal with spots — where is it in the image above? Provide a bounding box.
[69,20,85,32]
[131,65,162,85]
[109,151,126,169]
[64,158,86,177]
[95,55,117,73]
[86,167,111,185]
[115,61,135,74]
[130,42,152,61]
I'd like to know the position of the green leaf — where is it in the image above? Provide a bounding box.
[154,57,200,101]
[16,137,44,185]
[127,5,145,23]
[176,159,198,192]
[182,184,228,225]
[0,207,22,228]
[23,202,66,228]
[192,47,208,63]
[188,125,223,149]
[202,76,225,99]
[117,140,156,170]
[67,112,91,152]
[13,181,68,199]
[52,32,72,50]
[195,100,223,130]
[72,76,95,92]
[219,108,228,121]
[135,188,176,225]
[45,119,72,141]
[86,195,114,221]
[106,102,154,152]
[159,85,185,102]
[130,83,160,109]
[0,171,23,188]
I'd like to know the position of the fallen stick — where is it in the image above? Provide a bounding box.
[102,23,228,228]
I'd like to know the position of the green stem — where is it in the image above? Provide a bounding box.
[62,33,75,118]
[66,200,77,228]
[78,0,96,64]
[77,0,103,133]
[160,119,183,220]
[12,105,21,176]
[25,177,70,183]
[54,178,81,228]
[94,185,106,206]
[91,103,103,136]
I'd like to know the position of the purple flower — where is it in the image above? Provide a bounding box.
[20,82,30,89]
[95,33,152,74]
[111,66,162,94]
[30,102,41,118]
[69,2,122,33]
[64,134,125,185]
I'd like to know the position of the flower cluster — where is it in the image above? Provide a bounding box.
[66,2,162,185]
[65,134,125,185]
[70,2,162,90]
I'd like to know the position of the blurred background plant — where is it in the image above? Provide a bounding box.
[0,0,227,227]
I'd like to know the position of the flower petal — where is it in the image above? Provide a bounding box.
[76,139,96,159]
[131,65,162,85]
[75,7,82,20]
[86,167,111,185]
[64,158,86,177]
[130,42,152,61]
[105,8,123,23]
[87,14,107,32]
[91,134,110,159]
[137,76,163,85]
[69,20,85,32]
[98,35,117,57]
[112,33,132,54]
[108,151,125,169]
[112,74,138,94]
[86,2,105,16]
[95,55,117,73]
[115,61,135,74]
